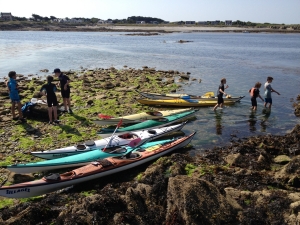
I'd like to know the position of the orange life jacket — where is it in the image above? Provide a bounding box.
[249,87,256,97]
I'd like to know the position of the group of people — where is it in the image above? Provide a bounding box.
[7,69,280,124]
[6,68,72,124]
[213,76,280,111]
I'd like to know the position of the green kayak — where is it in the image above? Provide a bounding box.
[98,110,196,136]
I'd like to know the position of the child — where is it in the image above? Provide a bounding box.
[264,76,280,109]
[6,71,25,122]
[40,76,60,124]
[54,68,72,114]
[213,78,229,111]
[249,82,264,110]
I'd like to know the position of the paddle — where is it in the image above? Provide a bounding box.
[202,92,214,97]
[103,119,123,151]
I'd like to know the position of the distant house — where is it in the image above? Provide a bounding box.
[185,21,195,25]
[197,21,207,25]
[136,21,145,24]
[1,12,13,21]
[209,20,220,25]
[225,20,232,26]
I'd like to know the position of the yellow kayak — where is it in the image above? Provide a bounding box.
[137,97,244,107]
[93,108,193,125]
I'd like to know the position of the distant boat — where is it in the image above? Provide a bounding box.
[243,30,250,33]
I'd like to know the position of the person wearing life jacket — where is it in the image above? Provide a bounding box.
[249,82,264,110]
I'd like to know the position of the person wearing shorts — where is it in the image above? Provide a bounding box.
[249,82,264,110]
[213,78,229,111]
[264,77,280,109]
[54,68,72,113]
[6,71,25,122]
[40,76,59,124]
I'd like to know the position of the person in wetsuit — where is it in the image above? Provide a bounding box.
[213,78,229,111]
[40,76,60,124]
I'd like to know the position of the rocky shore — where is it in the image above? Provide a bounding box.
[1,22,300,33]
[0,67,300,224]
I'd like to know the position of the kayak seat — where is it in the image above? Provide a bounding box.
[128,153,140,159]
[148,130,157,134]
[44,173,61,181]
[76,144,86,150]
[85,140,96,146]
[98,159,113,167]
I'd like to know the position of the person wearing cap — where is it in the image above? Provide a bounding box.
[264,76,280,109]
[6,71,25,122]
[54,68,72,113]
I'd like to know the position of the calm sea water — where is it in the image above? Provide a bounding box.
[1,31,300,150]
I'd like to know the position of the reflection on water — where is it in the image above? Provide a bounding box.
[1,31,300,151]
[214,110,223,135]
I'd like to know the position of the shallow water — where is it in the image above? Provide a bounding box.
[1,31,300,150]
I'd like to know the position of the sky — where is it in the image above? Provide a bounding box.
[1,0,299,24]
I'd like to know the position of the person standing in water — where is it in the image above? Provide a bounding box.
[249,82,264,110]
[213,78,229,111]
[264,76,280,109]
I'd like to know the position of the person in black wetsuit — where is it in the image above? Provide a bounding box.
[213,78,229,111]
[54,68,72,113]
[40,76,59,124]
[249,82,264,110]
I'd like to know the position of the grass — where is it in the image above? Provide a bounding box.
[185,163,197,177]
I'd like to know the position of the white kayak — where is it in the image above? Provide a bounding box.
[0,133,195,198]
[30,122,187,160]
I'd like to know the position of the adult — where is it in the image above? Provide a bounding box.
[54,68,72,113]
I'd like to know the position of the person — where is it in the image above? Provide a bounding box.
[40,75,60,124]
[6,71,25,122]
[249,82,264,110]
[54,68,72,113]
[264,76,280,109]
[213,78,229,111]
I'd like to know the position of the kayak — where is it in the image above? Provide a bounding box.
[31,123,187,160]
[0,132,195,198]
[136,97,244,107]
[98,110,197,136]
[136,91,244,102]
[93,108,192,126]
[5,136,182,174]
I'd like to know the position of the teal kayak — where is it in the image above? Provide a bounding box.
[6,138,176,174]
[98,110,196,136]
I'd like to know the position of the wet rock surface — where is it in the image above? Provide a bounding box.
[0,124,300,224]
[0,68,300,224]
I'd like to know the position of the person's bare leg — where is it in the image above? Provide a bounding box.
[53,106,58,121]
[67,98,71,110]
[213,104,219,111]
[11,102,16,118]
[17,102,23,119]
[48,107,53,122]
[63,98,67,111]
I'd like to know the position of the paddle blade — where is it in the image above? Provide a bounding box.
[203,92,214,97]
[98,114,114,119]
[128,138,142,147]
[117,119,123,128]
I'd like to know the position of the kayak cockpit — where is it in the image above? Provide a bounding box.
[76,140,96,150]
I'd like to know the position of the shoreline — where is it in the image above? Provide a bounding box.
[0,67,300,223]
[1,23,300,33]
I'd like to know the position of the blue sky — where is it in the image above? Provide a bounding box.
[1,0,299,24]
